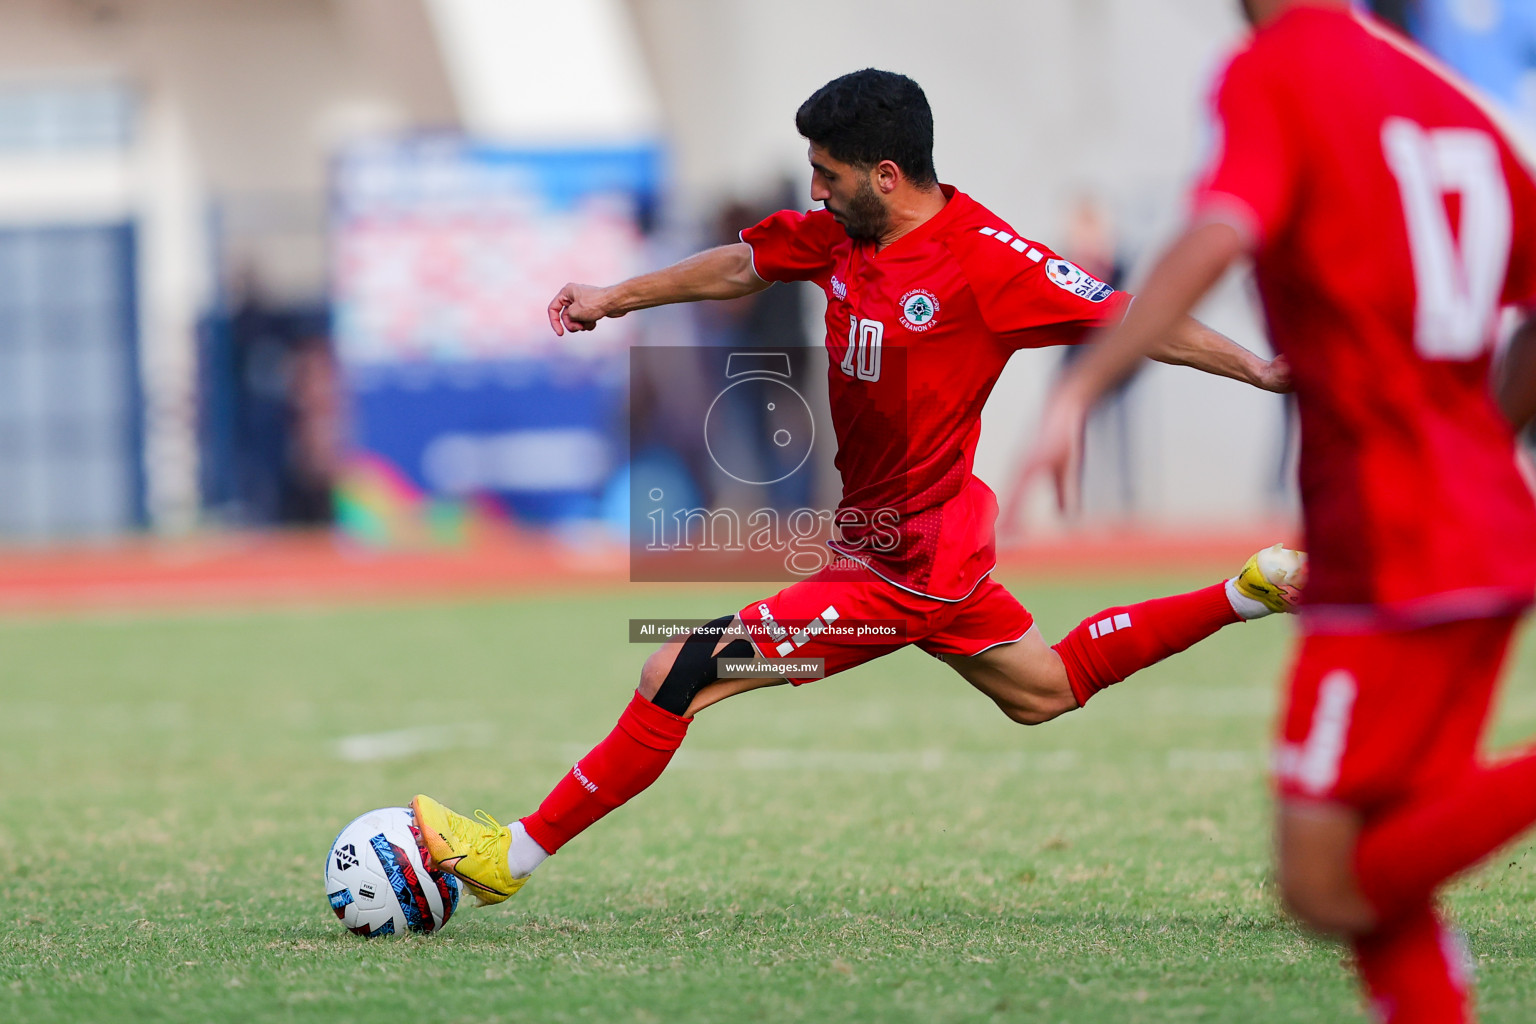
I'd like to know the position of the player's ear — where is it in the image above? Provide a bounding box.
[874,159,901,195]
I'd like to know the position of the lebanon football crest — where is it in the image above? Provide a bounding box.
[899,289,940,331]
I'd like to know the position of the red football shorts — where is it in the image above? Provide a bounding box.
[738,560,1034,684]
[1273,616,1520,811]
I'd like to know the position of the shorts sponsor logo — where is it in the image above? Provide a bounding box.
[899,289,940,331]
[1045,259,1115,302]
[757,603,788,642]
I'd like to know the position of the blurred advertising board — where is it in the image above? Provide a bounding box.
[330,139,660,543]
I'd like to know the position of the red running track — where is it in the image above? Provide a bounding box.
[0,524,1299,616]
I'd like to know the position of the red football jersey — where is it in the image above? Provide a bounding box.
[1193,6,1536,627]
[741,185,1130,599]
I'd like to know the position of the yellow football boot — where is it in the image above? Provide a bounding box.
[411,794,527,906]
[1234,542,1308,614]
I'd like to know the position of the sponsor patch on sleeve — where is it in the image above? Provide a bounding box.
[1045,259,1115,303]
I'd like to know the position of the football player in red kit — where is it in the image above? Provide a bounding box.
[412,69,1302,909]
[1022,3,1536,1022]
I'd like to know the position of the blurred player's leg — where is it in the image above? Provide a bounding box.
[1353,904,1473,1024]
[1277,616,1533,928]
[1273,616,1534,1022]
[1356,746,1536,921]
[1276,801,1375,934]
[1276,779,1475,1022]
[1343,616,1536,925]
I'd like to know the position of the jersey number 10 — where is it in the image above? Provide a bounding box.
[841,316,883,382]
[1382,117,1512,360]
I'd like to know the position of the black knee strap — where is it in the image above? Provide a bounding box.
[653,615,756,715]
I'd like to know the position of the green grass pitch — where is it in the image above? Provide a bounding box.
[3,573,1535,1023]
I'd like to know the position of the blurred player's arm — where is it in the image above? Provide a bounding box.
[1497,315,1536,430]
[1024,221,1248,509]
[1147,315,1290,393]
[548,242,768,335]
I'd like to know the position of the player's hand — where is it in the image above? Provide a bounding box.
[1002,387,1089,538]
[548,283,623,336]
[1256,354,1293,393]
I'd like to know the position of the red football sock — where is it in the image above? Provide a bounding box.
[1355,746,1536,922]
[520,692,692,854]
[1051,582,1240,706]
[1352,905,1472,1024]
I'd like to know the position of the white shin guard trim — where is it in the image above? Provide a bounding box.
[1225,577,1273,621]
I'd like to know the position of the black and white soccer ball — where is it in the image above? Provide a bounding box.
[324,806,461,937]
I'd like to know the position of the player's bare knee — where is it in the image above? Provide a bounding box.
[637,644,679,700]
[641,615,756,715]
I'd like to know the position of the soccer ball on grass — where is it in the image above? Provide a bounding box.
[324,806,460,937]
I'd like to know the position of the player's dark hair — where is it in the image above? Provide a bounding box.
[795,69,937,186]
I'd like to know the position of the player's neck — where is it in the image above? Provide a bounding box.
[876,186,949,251]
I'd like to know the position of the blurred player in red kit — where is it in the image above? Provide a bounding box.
[411,69,1302,910]
[1022,3,1536,1021]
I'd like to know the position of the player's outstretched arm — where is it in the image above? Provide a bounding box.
[547,242,769,336]
[1497,314,1536,431]
[1149,316,1291,394]
[1022,220,1247,510]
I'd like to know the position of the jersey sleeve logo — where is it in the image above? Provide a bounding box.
[1045,259,1115,302]
[899,289,940,331]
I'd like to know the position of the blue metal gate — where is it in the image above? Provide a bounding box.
[0,224,143,539]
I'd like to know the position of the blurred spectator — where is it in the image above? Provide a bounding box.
[201,270,339,526]
[1056,193,1137,517]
